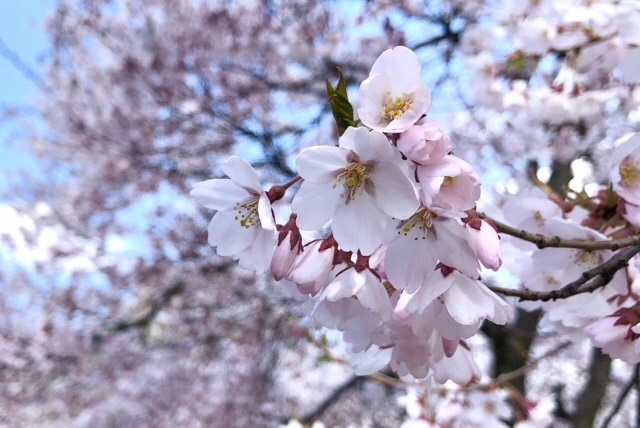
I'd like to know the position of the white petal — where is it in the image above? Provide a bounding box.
[418,156,461,178]
[332,195,387,255]
[346,128,394,163]
[248,228,277,273]
[356,271,394,321]
[296,146,349,182]
[191,179,250,210]
[407,272,453,313]
[433,346,480,385]
[291,181,341,230]
[431,219,480,277]
[222,156,262,193]
[352,347,393,376]
[385,234,437,293]
[357,73,392,129]
[369,161,419,219]
[385,110,423,133]
[257,193,275,230]
[208,211,254,256]
[371,46,422,93]
[444,274,491,325]
[325,270,364,301]
[289,241,334,284]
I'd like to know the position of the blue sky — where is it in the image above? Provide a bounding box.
[0,2,52,180]
[0,2,51,104]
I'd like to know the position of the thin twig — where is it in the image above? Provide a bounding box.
[295,368,395,424]
[460,341,572,392]
[600,364,639,428]
[489,246,640,301]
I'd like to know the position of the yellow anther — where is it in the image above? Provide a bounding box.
[381,92,415,121]
[398,208,432,236]
[441,176,455,189]
[533,211,545,228]
[335,162,371,200]
[620,159,640,187]
[233,198,260,229]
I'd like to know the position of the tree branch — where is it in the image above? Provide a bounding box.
[573,348,611,428]
[107,281,185,331]
[489,245,640,301]
[293,369,395,424]
[479,213,640,251]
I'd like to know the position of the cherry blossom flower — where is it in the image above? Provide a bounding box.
[292,126,419,255]
[323,266,394,322]
[585,306,640,364]
[401,269,513,340]
[610,133,640,205]
[416,155,481,216]
[385,213,480,292]
[191,156,276,273]
[357,46,432,133]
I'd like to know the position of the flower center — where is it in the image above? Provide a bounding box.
[533,211,545,228]
[334,162,370,201]
[441,176,455,189]
[620,158,640,187]
[381,92,415,121]
[398,208,433,238]
[573,249,597,265]
[233,198,260,228]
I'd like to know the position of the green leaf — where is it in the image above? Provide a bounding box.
[326,68,357,135]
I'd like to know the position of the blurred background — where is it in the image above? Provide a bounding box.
[1,1,639,426]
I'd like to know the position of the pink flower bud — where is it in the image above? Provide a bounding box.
[270,215,302,281]
[397,122,452,165]
[466,219,502,271]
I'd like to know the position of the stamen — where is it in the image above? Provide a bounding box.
[574,250,596,265]
[397,208,432,237]
[381,92,415,121]
[620,159,640,187]
[533,211,545,228]
[233,198,260,228]
[441,176,455,189]
[333,162,371,201]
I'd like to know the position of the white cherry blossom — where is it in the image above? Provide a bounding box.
[191,156,276,273]
[385,214,480,292]
[610,133,640,205]
[416,155,481,216]
[292,126,419,255]
[358,46,432,133]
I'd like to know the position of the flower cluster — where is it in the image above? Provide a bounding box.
[192,46,512,383]
[498,133,640,363]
